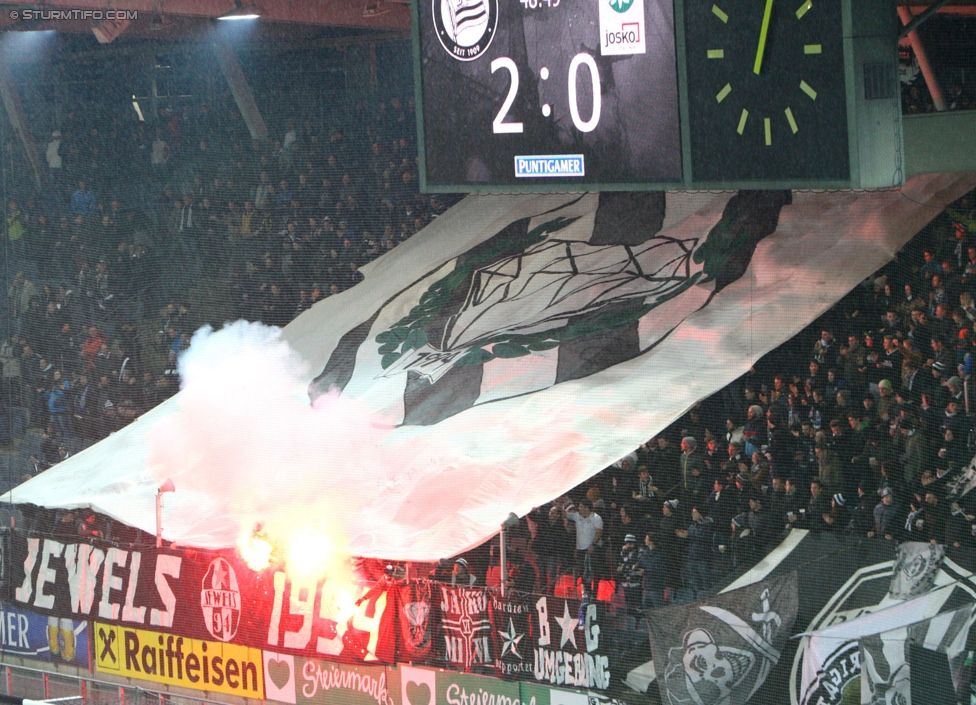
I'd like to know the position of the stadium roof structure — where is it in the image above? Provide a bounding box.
[0,0,411,37]
[0,0,972,41]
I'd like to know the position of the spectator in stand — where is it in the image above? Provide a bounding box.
[529,504,574,593]
[804,479,832,533]
[615,534,643,613]
[648,435,680,493]
[565,499,604,589]
[732,494,777,565]
[70,181,97,216]
[429,559,455,583]
[676,507,714,598]
[636,532,667,610]
[8,272,39,335]
[81,326,106,372]
[679,436,705,503]
[706,476,736,544]
[812,328,835,366]
[46,370,71,440]
[823,493,850,531]
[659,499,684,589]
[742,404,766,458]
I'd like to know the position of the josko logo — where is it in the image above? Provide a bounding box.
[598,0,645,56]
[432,0,498,61]
[201,557,241,642]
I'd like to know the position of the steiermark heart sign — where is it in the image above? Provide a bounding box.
[405,681,431,705]
[269,658,292,690]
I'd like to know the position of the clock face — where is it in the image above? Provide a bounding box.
[685,0,850,182]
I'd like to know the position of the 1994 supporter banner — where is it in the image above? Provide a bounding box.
[8,533,614,691]
[13,528,976,703]
[9,536,396,665]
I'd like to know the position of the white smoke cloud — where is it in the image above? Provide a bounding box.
[143,320,601,563]
[146,320,395,567]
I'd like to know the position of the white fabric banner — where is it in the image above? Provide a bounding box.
[798,587,956,705]
[5,174,976,560]
[860,604,976,705]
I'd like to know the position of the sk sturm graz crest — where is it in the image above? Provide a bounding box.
[432,0,498,61]
[860,604,976,705]
[888,542,944,600]
[793,553,976,705]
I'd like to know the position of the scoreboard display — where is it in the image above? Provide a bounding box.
[416,0,681,187]
[412,0,904,191]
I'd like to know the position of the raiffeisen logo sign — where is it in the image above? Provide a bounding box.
[95,623,264,699]
[599,0,645,55]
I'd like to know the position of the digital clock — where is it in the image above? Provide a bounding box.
[518,0,561,10]
[415,0,682,188]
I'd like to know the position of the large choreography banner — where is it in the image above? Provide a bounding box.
[6,175,976,561]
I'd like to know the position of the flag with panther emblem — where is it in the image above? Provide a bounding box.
[397,580,435,660]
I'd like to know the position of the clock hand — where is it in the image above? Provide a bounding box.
[753,0,775,74]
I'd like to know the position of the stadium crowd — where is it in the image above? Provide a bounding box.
[1,49,975,613]
[441,190,976,610]
[0,91,455,474]
[899,30,975,114]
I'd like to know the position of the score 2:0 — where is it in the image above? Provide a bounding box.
[490,54,602,134]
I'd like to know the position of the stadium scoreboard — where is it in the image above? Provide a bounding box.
[412,0,904,191]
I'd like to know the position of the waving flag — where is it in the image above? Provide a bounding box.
[859,605,976,705]
[646,573,798,705]
[5,174,976,561]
